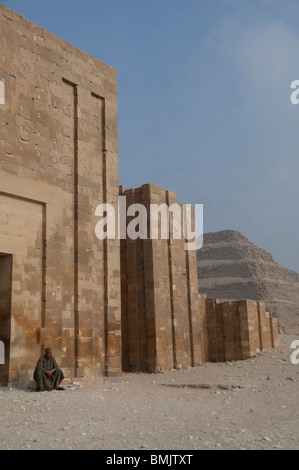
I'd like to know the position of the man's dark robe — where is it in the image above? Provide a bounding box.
[34,355,64,391]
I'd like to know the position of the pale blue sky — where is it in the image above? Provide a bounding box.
[2,0,299,272]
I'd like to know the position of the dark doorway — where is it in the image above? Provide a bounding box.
[0,254,12,384]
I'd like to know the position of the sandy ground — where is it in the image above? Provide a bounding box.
[0,334,298,451]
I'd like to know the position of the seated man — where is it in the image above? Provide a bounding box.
[34,347,65,392]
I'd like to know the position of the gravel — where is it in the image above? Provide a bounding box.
[0,334,298,450]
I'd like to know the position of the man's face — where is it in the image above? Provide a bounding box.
[45,349,52,360]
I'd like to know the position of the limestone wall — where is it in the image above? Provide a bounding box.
[120,184,202,372]
[0,4,121,381]
[200,297,279,363]
[120,184,279,373]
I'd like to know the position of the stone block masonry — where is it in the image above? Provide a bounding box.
[0,5,279,382]
[119,184,279,372]
[0,4,121,381]
[200,298,279,363]
[120,184,202,372]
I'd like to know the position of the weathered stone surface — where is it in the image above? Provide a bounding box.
[120,184,202,373]
[199,297,279,362]
[0,4,121,382]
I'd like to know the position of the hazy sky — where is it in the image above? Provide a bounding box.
[2,0,299,273]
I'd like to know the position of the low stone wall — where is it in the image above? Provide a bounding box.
[199,296,279,363]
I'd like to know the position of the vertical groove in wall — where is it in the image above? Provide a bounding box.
[215,302,219,361]
[139,190,147,371]
[166,191,177,369]
[103,117,108,375]
[63,78,79,376]
[41,202,47,353]
[120,190,129,371]
[91,92,107,374]
[238,303,244,360]
[100,96,108,376]
[218,303,225,362]
[142,186,157,373]
[73,84,79,377]
[232,303,239,361]
[185,248,195,367]
[132,191,141,371]
[125,191,135,370]
[133,188,148,371]
[140,235,148,370]
[257,302,263,350]
[207,299,218,362]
